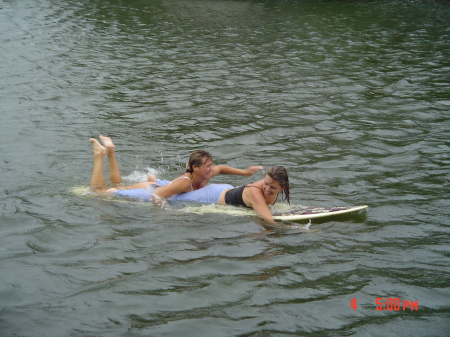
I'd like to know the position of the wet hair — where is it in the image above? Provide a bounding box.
[266,165,290,204]
[185,150,213,173]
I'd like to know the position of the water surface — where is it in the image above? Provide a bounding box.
[0,0,449,336]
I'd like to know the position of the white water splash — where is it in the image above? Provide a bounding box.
[283,219,312,231]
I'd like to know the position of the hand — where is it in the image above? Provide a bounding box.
[246,166,264,176]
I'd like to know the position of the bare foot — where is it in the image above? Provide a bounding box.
[89,138,107,156]
[99,135,115,151]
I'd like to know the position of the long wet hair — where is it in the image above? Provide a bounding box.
[266,165,290,204]
[185,150,212,173]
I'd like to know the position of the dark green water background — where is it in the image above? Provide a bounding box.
[1,0,449,336]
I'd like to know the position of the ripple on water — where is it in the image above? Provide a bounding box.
[1,0,450,336]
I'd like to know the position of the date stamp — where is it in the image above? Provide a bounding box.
[350,297,419,311]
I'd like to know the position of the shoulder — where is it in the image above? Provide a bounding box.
[245,182,264,198]
[168,175,193,191]
[248,179,264,187]
[172,174,191,182]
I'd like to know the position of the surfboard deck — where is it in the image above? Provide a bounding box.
[71,186,367,222]
[272,205,368,221]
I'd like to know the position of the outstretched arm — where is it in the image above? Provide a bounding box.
[210,165,263,178]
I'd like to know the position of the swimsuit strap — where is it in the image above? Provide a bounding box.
[171,176,194,191]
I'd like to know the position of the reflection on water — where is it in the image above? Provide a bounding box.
[0,0,449,336]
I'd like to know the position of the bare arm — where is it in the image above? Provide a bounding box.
[151,178,192,206]
[246,187,279,226]
[210,165,263,179]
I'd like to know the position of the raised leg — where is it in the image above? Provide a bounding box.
[91,135,156,193]
[89,138,107,192]
[99,135,122,187]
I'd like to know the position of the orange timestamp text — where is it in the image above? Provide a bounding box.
[350,297,419,311]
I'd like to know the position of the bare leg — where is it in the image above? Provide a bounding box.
[90,135,157,193]
[99,135,122,187]
[89,138,108,192]
[116,181,156,190]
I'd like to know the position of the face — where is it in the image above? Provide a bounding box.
[263,174,284,198]
[194,157,213,178]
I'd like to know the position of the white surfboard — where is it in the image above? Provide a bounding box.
[71,186,367,221]
[180,204,368,221]
[272,205,368,221]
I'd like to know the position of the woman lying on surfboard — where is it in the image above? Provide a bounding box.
[89,135,262,197]
[89,135,289,225]
[145,165,290,225]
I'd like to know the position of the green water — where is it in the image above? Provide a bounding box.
[0,0,449,336]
